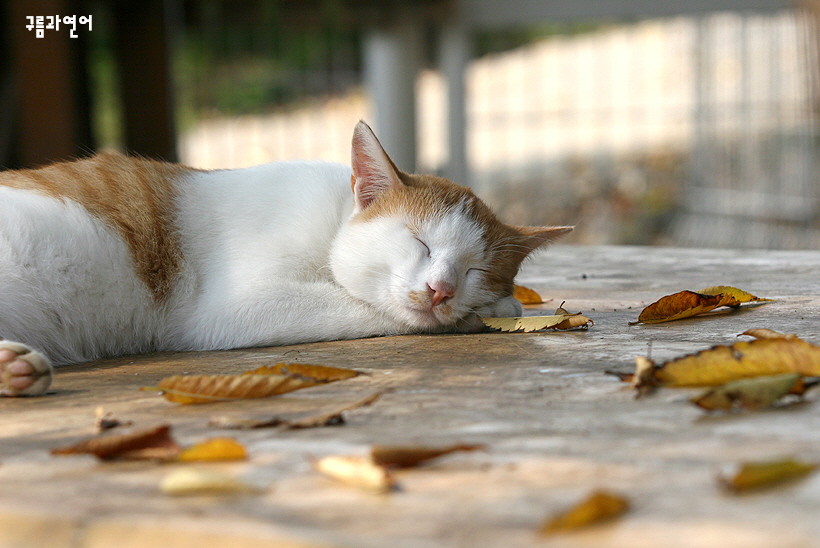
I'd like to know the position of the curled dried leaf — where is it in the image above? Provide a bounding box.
[698,286,773,304]
[371,443,485,468]
[312,455,396,493]
[631,286,772,325]
[285,392,382,430]
[740,328,797,340]
[51,424,181,461]
[482,308,592,333]
[631,291,725,325]
[538,490,629,534]
[513,284,543,304]
[654,337,820,387]
[691,373,803,411]
[176,438,248,462]
[719,458,818,493]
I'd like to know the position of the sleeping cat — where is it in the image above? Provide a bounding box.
[0,121,571,396]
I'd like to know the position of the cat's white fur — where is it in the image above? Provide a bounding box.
[0,122,571,396]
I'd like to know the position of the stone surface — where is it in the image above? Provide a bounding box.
[1,245,820,548]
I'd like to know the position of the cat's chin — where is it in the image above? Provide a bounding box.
[397,305,462,330]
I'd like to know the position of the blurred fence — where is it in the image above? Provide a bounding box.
[178,9,820,248]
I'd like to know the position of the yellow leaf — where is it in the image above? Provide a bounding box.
[740,328,797,340]
[482,309,592,332]
[653,337,820,387]
[698,286,774,304]
[176,438,248,462]
[691,373,803,411]
[513,284,543,304]
[538,490,629,534]
[144,374,308,404]
[160,469,262,496]
[243,362,361,383]
[719,458,818,493]
[312,455,396,493]
[482,315,566,332]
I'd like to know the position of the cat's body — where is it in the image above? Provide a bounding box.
[0,122,570,396]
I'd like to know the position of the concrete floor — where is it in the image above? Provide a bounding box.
[2,245,820,548]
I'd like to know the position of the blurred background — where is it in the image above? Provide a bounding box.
[3,0,820,248]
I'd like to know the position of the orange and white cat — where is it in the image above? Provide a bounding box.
[0,121,571,396]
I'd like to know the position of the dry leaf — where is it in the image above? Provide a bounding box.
[740,328,797,340]
[312,455,396,493]
[284,392,382,430]
[144,374,310,404]
[94,406,132,432]
[160,469,262,496]
[482,303,592,333]
[371,443,485,468]
[51,424,181,461]
[176,438,248,462]
[244,362,362,383]
[538,490,629,535]
[208,416,284,429]
[514,284,543,304]
[208,392,382,430]
[698,286,773,304]
[651,337,820,387]
[631,286,771,325]
[691,373,804,411]
[719,458,818,493]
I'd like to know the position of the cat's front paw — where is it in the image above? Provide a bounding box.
[454,296,524,333]
[474,295,523,319]
[0,342,53,396]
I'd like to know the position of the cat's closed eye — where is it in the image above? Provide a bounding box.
[413,235,431,258]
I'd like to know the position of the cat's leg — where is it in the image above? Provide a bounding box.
[0,341,53,397]
[454,295,524,333]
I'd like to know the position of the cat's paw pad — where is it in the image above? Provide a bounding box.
[0,342,53,397]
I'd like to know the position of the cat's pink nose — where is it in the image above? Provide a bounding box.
[427,281,455,307]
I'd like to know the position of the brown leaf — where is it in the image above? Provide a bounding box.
[631,290,726,325]
[370,443,485,468]
[513,284,543,304]
[740,328,797,340]
[208,392,382,430]
[144,373,310,404]
[285,392,382,430]
[538,490,629,534]
[208,416,285,429]
[243,362,362,383]
[719,458,818,493]
[94,406,132,432]
[176,438,248,462]
[652,337,820,387]
[631,286,772,325]
[691,373,804,411]
[312,455,396,493]
[51,424,181,461]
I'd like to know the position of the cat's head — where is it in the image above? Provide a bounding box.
[330,121,572,330]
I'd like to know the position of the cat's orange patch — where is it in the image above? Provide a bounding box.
[0,153,191,303]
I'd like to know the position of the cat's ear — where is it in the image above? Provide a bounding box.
[515,225,574,256]
[350,120,403,212]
